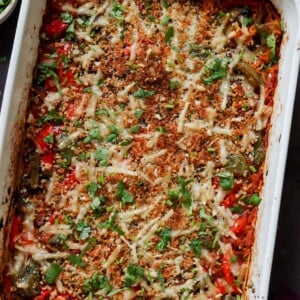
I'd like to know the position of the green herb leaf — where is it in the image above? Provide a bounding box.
[156,127,168,133]
[157,227,171,252]
[133,88,155,99]
[106,125,121,144]
[170,80,180,90]
[202,58,229,84]
[60,148,74,167]
[129,124,140,133]
[76,16,92,27]
[43,133,54,144]
[242,17,252,27]
[98,212,124,236]
[69,254,86,267]
[134,108,144,118]
[95,148,108,167]
[161,16,170,26]
[61,12,73,24]
[217,172,234,191]
[45,263,63,285]
[83,273,112,294]
[157,268,165,291]
[124,265,145,287]
[266,33,276,60]
[75,220,91,240]
[91,196,106,215]
[178,177,193,208]
[165,26,174,43]
[38,109,64,126]
[65,20,75,41]
[111,3,126,20]
[116,181,135,204]
[120,138,132,146]
[96,109,110,117]
[86,182,99,197]
[245,194,262,206]
[190,239,202,258]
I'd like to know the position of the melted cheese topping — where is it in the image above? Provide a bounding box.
[6,0,283,299]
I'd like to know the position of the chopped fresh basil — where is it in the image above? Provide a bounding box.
[83,127,102,143]
[157,268,165,291]
[91,196,106,215]
[76,16,92,27]
[129,124,140,133]
[45,263,63,285]
[106,125,121,144]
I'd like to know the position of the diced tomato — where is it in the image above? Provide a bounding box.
[221,192,236,208]
[124,45,131,56]
[9,215,21,250]
[231,214,248,234]
[41,151,54,166]
[45,19,68,40]
[212,176,219,189]
[34,288,52,300]
[44,78,57,92]
[215,278,228,295]
[57,42,73,56]
[35,125,59,153]
[58,65,76,87]
[220,0,261,9]
[62,171,78,188]
[222,252,234,285]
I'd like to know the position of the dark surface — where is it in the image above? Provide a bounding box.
[0,3,300,300]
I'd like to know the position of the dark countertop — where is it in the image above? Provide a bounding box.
[1,3,300,299]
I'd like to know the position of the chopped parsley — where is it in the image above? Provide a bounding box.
[106,125,121,144]
[165,26,174,43]
[69,238,96,267]
[190,239,202,258]
[98,212,124,236]
[38,109,64,126]
[111,2,126,20]
[201,58,229,84]
[75,220,91,240]
[217,172,234,190]
[45,263,63,285]
[266,33,276,61]
[157,227,171,252]
[43,133,54,144]
[95,148,108,167]
[168,177,193,208]
[124,265,145,287]
[133,88,155,99]
[116,181,135,204]
[83,273,112,294]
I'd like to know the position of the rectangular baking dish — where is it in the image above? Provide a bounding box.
[0,1,299,298]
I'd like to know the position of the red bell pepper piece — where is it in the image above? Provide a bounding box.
[45,19,68,40]
[212,176,219,189]
[222,252,234,285]
[9,215,22,250]
[221,192,236,208]
[34,288,51,300]
[220,0,261,9]
[62,171,78,188]
[215,278,227,295]
[41,151,54,166]
[35,125,59,153]
[231,214,248,234]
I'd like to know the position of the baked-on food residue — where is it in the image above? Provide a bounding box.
[3,0,283,299]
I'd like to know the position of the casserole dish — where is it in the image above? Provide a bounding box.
[0,0,299,299]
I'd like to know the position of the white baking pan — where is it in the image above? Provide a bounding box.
[0,1,299,298]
